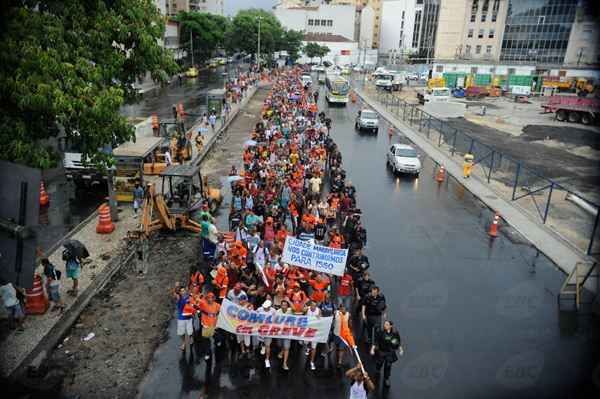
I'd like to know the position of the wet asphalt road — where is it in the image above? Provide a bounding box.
[39,66,238,253]
[136,80,599,399]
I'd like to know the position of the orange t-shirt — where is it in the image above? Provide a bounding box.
[197,299,221,327]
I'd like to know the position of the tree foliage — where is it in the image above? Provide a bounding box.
[225,9,303,64]
[176,11,229,64]
[304,42,330,63]
[0,0,179,169]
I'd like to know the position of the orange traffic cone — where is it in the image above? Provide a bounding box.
[25,273,49,315]
[436,165,446,182]
[96,203,115,234]
[39,181,49,207]
[489,213,500,238]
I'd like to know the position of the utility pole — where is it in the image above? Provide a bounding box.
[190,29,194,67]
[257,16,262,68]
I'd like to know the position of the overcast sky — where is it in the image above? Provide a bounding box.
[224,0,279,16]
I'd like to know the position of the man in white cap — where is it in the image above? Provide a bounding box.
[258,299,276,368]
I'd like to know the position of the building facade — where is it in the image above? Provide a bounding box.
[500,0,578,64]
[563,1,600,66]
[379,0,418,61]
[434,0,509,62]
[166,0,223,16]
[274,3,357,41]
[297,33,360,65]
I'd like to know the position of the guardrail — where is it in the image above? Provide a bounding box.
[354,78,600,257]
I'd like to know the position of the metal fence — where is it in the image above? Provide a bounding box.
[355,79,600,257]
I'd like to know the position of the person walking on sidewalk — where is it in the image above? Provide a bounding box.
[371,320,403,388]
[209,112,217,131]
[63,247,81,296]
[0,279,25,330]
[133,182,144,216]
[42,258,65,312]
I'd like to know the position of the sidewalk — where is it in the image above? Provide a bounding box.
[0,80,263,379]
[353,84,593,277]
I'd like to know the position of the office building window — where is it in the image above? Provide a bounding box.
[489,29,494,38]
[472,0,478,14]
[435,65,443,72]
[471,67,478,74]
[328,20,333,27]
[321,19,327,26]
[402,11,405,19]
[412,10,422,48]
[482,0,489,13]
[314,20,320,26]
[481,13,486,22]
[468,29,474,38]
[471,14,476,22]
[492,13,497,22]
[476,45,481,54]
[308,19,313,26]
[486,45,492,54]
[465,45,472,55]
[478,29,484,38]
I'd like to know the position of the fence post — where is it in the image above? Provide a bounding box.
[512,163,521,200]
[451,129,458,156]
[587,211,600,255]
[403,102,407,121]
[543,182,554,223]
[487,151,495,183]
[418,110,423,131]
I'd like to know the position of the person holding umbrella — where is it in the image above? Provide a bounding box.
[62,240,89,297]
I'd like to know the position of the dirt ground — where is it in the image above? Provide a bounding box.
[8,88,269,399]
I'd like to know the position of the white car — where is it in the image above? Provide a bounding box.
[387,144,422,175]
[355,109,379,133]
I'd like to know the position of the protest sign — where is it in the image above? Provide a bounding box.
[216,299,332,343]
[281,236,347,276]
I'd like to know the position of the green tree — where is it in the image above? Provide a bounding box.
[176,11,229,65]
[225,9,284,63]
[0,0,179,169]
[303,42,321,63]
[304,42,330,64]
[279,29,304,63]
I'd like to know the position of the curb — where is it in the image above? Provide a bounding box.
[10,249,136,379]
[353,84,592,275]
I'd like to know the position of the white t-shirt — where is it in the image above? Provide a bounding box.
[349,381,367,399]
[306,306,320,318]
[164,150,172,165]
[227,289,248,304]
[208,224,218,244]
[310,177,322,193]
[0,283,18,307]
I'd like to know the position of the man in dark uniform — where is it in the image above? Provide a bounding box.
[361,286,387,346]
[371,320,403,388]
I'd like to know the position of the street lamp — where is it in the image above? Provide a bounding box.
[257,16,262,68]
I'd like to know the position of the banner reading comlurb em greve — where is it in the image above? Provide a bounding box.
[216,299,333,343]
[281,236,348,276]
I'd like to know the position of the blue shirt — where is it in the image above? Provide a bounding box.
[66,258,80,272]
[177,294,191,320]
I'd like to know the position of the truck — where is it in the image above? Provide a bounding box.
[417,87,451,105]
[541,95,600,125]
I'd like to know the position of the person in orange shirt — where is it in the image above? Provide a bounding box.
[194,292,221,360]
[212,263,229,303]
[289,284,308,314]
[189,268,205,291]
[308,273,330,303]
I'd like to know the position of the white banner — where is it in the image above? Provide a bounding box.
[216,299,332,343]
[281,236,348,276]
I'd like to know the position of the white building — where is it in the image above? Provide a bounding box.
[274,3,357,41]
[359,5,375,49]
[190,0,223,15]
[379,0,418,61]
[297,33,359,65]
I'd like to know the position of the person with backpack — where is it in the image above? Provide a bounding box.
[42,258,65,311]
[63,248,81,296]
[371,320,403,388]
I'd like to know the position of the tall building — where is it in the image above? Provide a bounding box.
[166,0,224,16]
[379,0,419,61]
[433,0,598,66]
[500,0,578,64]
[434,0,508,61]
[564,0,600,66]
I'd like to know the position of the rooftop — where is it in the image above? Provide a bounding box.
[303,33,354,43]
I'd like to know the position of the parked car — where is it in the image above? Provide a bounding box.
[387,144,422,175]
[355,109,379,133]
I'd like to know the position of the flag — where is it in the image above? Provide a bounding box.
[255,262,270,288]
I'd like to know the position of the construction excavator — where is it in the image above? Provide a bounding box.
[127,163,222,271]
